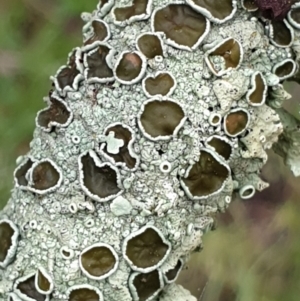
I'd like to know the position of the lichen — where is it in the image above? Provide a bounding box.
[1,0,300,300]
[79,243,119,280]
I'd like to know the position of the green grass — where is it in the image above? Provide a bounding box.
[0,1,300,300]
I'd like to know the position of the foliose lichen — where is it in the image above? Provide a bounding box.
[1,0,300,300]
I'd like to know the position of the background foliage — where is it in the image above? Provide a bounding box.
[0,1,299,300]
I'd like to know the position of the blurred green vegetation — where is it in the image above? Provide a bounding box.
[0,1,300,300]
[0,0,95,204]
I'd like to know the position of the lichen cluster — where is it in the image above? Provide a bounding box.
[1,0,300,300]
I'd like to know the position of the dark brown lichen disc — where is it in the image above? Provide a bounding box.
[275,61,295,78]
[132,270,161,301]
[125,228,169,269]
[182,150,229,198]
[271,20,292,46]
[15,159,34,186]
[140,100,185,139]
[165,259,182,282]
[69,288,99,301]
[249,73,266,104]
[17,276,46,301]
[36,270,51,293]
[86,45,113,79]
[153,4,208,48]
[242,187,254,198]
[225,110,249,136]
[81,153,121,199]
[37,97,71,130]
[104,125,137,169]
[212,115,221,124]
[207,137,232,160]
[99,0,109,8]
[137,34,163,58]
[290,7,300,25]
[144,73,175,96]
[114,0,149,21]
[210,38,241,69]
[0,222,15,263]
[242,0,258,10]
[31,161,60,191]
[189,0,234,21]
[57,51,80,89]
[62,250,71,258]
[84,20,109,45]
[81,246,116,277]
[115,52,143,82]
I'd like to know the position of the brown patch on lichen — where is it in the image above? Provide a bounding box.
[115,52,143,82]
[242,0,258,10]
[249,73,266,104]
[17,276,46,301]
[271,20,292,46]
[84,20,109,45]
[62,250,71,257]
[132,270,161,301]
[153,4,208,48]
[189,0,234,20]
[81,153,121,199]
[182,150,229,198]
[210,38,241,70]
[165,259,182,282]
[212,115,221,124]
[137,34,163,58]
[56,50,80,90]
[242,187,255,197]
[86,45,113,79]
[36,270,51,293]
[207,137,232,160]
[126,228,169,269]
[37,96,71,130]
[290,6,300,24]
[275,61,294,78]
[69,288,99,301]
[140,100,185,139]
[81,246,116,277]
[225,110,249,136]
[99,0,109,8]
[0,222,14,263]
[114,0,149,21]
[32,161,60,191]
[15,158,34,186]
[144,73,175,96]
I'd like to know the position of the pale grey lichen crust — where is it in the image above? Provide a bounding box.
[1,0,300,300]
